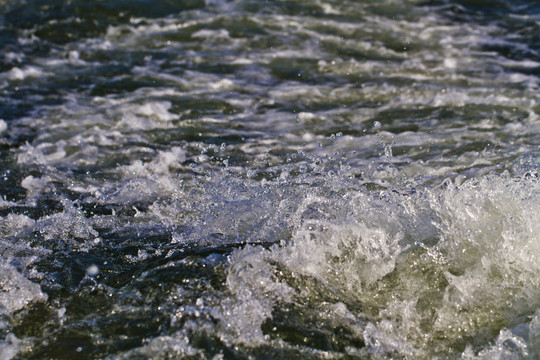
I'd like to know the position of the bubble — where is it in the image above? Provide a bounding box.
[86,264,99,276]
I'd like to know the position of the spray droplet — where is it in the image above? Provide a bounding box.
[86,264,99,276]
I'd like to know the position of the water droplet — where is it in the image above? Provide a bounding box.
[86,264,99,276]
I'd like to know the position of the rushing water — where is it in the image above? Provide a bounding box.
[0,0,539,358]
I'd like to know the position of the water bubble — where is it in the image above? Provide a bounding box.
[86,264,99,276]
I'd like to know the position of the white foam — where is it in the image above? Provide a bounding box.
[216,170,540,357]
[320,3,341,14]
[21,175,52,198]
[5,66,46,80]
[3,52,24,63]
[462,329,529,359]
[0,213,35,238]
[222,245,294,344]
[117,147,187,200]
[230,58,253,65]
[191,29,230,40]
[208,78,234,90]
[101,178,163,205]
[114,334,199,359]
[34,199,99,250]
[217,187,410,345]
[0,334,19,360]
[0,261,47,315]
[363,322,419,358]
[17,142,68,167]
[114,101,178,130]
[443,58,457,69]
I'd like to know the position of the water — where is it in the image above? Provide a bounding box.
[0,0,539,358]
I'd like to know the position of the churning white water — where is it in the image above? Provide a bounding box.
[0,0,539,358]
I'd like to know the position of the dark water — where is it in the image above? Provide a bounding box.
[0,0,539,358]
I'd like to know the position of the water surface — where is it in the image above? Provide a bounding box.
[0,0,539,358]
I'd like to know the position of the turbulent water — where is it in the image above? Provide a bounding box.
[0,0,539,358]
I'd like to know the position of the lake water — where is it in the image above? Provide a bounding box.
[1,0,539,358]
